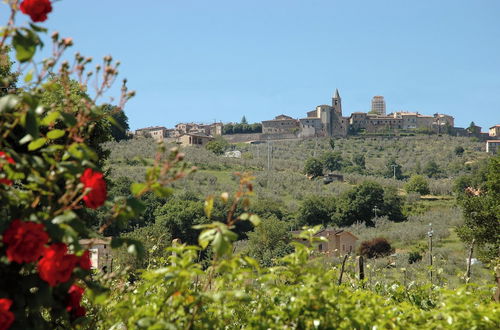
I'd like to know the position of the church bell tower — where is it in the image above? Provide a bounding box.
[332,89,342,115]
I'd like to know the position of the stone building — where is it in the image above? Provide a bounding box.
[299,89,349,138]
[292,229,358,256]
[486,140,500,154]
[135,126,168,142]
[262,115,299,134]
[489,125,500,137]
[79,238,112,272]
[350,112,403,133]
[177,133,214,147]
[371,96,386,115]
[175,122,223,137]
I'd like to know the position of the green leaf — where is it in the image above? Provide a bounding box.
[198,229,216,249]
[60,112,77,127]
[24,70,33,83]
[126,197,146,215]
[46,129,65,139]
[52,211,77,224]
[25,110,39,138]
[249,214,261,226]
[29,23,48,33]
[41,111,59,126]
[130,183,147,196]
[12,29,39,63]
[28,137,47,151]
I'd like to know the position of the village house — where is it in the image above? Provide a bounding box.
[486,140,500,154]
[292,228,358,256]
[262,115,300,134]
[79,238,112,272]
[176,133,214,147]
[135,126,168,142]
[489,125,500,137]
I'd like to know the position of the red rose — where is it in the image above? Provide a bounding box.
[66,285,86,319]
[78,250,92,270]
[19,0,53,22]
[0,151,15,186]
[0,298,14,330]
[2,219,49,264]
[38,243,79,287]
[80,168,107,209]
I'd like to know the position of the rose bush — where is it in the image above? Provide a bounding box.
[0,0,183,328]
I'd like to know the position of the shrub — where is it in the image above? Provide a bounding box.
[405,175,430,195]
[408,251,423,264]
[359,237,394,258]
[303,157,323,178]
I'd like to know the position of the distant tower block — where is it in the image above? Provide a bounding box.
[371,96,386,115]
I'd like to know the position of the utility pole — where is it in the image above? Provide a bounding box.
[391,164,398,180]
[428,223,434,283]
[373,206,379,218]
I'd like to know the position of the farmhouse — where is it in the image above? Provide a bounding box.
[292,229,358,256]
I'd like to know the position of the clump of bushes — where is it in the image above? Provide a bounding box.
[408,251,423,264]
[405,175,430,195]
[359,237,394,258]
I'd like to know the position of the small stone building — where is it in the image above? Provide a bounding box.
[79,238,112,272]
[292,229,358,256]
[486,140,500,154]
[262,115,299,134]
[489,125,500,137]
[177,133,214,147]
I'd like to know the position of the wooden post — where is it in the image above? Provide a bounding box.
[338,254,349,285]
[358,255,365,281]
[465,239,475,284]
[494,268,500,303]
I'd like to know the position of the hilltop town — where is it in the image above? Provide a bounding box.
[133,89,500,153]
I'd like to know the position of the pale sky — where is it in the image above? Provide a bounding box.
[5,0,500,130]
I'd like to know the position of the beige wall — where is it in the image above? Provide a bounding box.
[489,126,500,137]
[177,134,213,147]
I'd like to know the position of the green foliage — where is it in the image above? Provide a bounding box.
[328,137,335,150]
[0,46,18,97]
[154,196,208,245]
[104,105,130,142]
[359,237,394,258]
[303,157,323,178]
[297,195,336,226]
[338,181,386,226]
[321,151,342,171]
[223,122,262,134]
[241,115,248,124]
[423,160,442,178]
[352,153,366,168]
[456,154,500,261]
[454,145,464,156]
[385,158,404,180]
[205,137,229,155]
[96,229,500,329]
[245,216,293,266]
[405,175,430,195]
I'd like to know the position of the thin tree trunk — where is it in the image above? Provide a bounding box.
[358,255,365,281]
[465,239,475,284]
[338,254,349,285]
